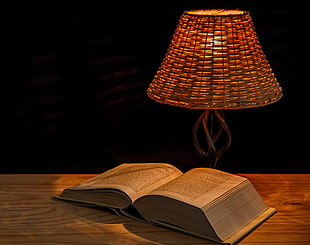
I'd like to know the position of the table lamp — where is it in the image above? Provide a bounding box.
[147,9,283,168]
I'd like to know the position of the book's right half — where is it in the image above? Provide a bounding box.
[133,168,276,244]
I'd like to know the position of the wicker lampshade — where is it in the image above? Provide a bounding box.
[147,9,283,109]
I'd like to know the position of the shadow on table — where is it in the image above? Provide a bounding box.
[123,222,218,245]
[54,199,216,244]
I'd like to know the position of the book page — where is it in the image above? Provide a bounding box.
[68,163,183,202]
[148,168,246,208]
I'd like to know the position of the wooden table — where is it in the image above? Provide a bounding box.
[0,174,309,245]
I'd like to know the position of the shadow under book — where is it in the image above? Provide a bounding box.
[54,163,276,244]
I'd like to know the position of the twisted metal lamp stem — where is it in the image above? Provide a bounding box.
[192,110,232,168]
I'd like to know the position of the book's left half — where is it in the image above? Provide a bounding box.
[55,163,183,209]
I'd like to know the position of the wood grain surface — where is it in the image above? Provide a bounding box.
[0,174,309,245]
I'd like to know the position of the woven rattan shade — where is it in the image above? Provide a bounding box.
[147,9,283,109]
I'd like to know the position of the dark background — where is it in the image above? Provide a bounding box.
[1,0,308,173]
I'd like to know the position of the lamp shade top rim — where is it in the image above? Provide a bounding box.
[185,9,248,16]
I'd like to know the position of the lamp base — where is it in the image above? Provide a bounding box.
[192,110,232,168]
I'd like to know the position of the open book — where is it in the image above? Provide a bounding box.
[55,163,276,244]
